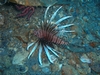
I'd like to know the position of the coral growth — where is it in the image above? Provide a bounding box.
[15,4,35,20]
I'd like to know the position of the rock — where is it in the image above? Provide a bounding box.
[16,65,28,73]
[0,48,7,55]
[77,63,91,75]
[61,64,79,75]
[32,64,39,71]
[0,13,4,26]
[42,67,50,73]
[0,0,7,5]
[12,49,29,65]
[83,16,89,22]
[80,54,92,63]
[51,63,62,72]
[88,52,99,62]
[90,62,100,73]
[39,62,50,68]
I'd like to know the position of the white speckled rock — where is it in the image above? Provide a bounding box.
[80,54,91,63]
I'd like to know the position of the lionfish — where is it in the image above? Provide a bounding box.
[27,5,74,65]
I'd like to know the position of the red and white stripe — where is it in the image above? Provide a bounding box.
[34,29,68,45]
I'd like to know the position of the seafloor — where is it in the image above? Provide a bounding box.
[0,0,100,75]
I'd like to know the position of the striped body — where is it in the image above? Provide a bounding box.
[33,29,68,45]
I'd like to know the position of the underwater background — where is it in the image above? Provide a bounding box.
[0,0,100,75]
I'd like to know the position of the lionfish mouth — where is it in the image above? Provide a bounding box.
[27,5,74,65]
